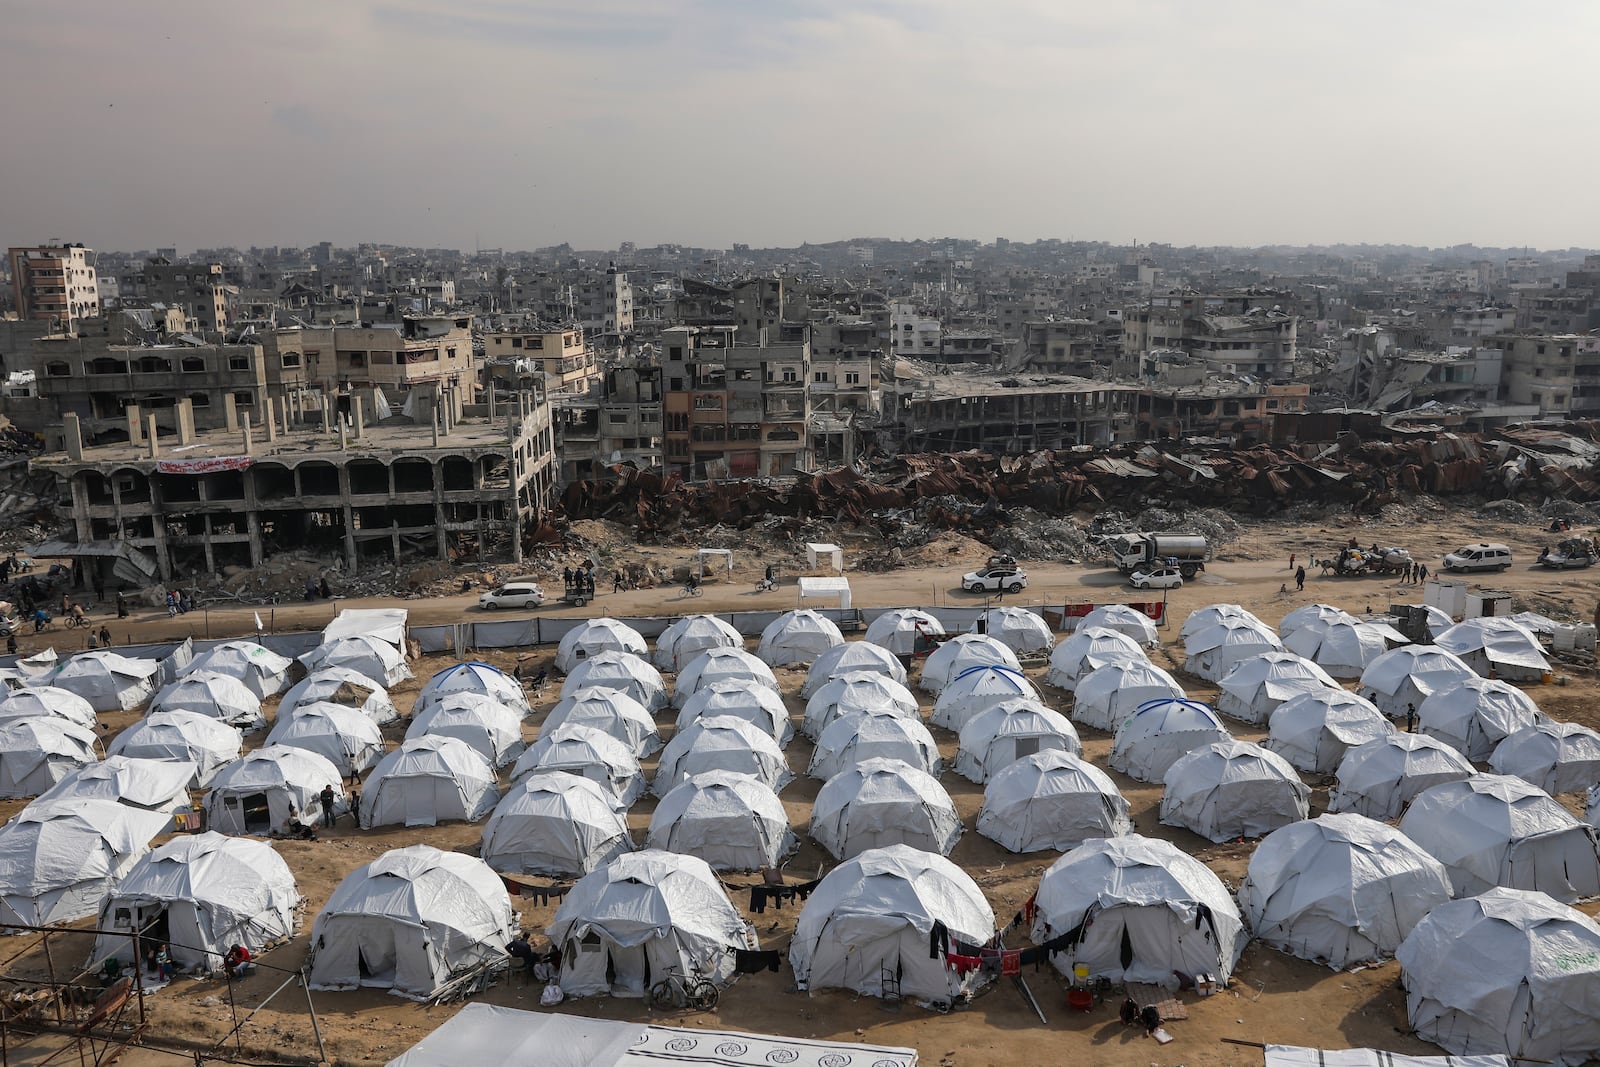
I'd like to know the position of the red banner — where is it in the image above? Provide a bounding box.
[155,456,254,475]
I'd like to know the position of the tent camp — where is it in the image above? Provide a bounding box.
[0,685,97,729]
[479,772,634,878]
[1238,812,1453,970]
[414,661,529,718]
[1264,689,1393,774]
[361,736,501,829]
[299,634,411,688]
[546,850,749,997]
[1108,698,1233,784]
[1416,677,1543,762]
[265,703,386,778]
[279,667,399,726]
[555,618,648,674]
[514,723,645,806]
[929,664,1041,732]
[810,757,961,860]
[1182,616,1285,682]
[309,845,516,1000]
[149,669,266,730]
[92,832,299,974]
[1399,775,1600,903]
[1396,887,1600,1067]
[969,607,1054,656]
[755,609,845,666]
[0,717,99,798]
[1030,835,1249,986]
[976,750,1132,853]
[406,693,527,767]
[1283,618,1407,679]
[954,699,1081,784]
[202,745,346,834]
[0,798,169,927]
[1181,604,1267,640]
[808,707,942,781]
[542,688,661,759]
[1434,618,1552,682]
[1075,604,1160,646]
[1358,645,1477,717]
[1215,652,1340,725]
[182,641,292,699]
[29,755,195,827]
[675,682,793,745]
[109,710,242,788]
[1328,733,1475,820]
[1159,740,1310,843]
[673,647,779,707]
[919,634,1020,695]
[800,640,907,697]
[802,671,920,740]
[653,615,743,673]
[1071,660,1186,733]
[559,652,668,713]
[646,771,796,871]
[323,608,406,656]
[1043,626,1147,692]
[652,716,792,797]
[43,650,160,711]
[790,844,996,1004]
[864,608,945,657]
[1277,604,1359,640]
[1489,718,1600,795]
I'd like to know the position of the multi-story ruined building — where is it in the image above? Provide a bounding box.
[1123,290,1298,380]
[272,315,477,395]
[119,258,231,333]
[8,245,101,330]
[660,324,811,479]
[484,325,600,397]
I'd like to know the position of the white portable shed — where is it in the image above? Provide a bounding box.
[805,543,843,572]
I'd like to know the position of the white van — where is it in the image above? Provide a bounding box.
[1442,543,1513,573]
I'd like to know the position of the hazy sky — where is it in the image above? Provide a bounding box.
[4,1,1596,253]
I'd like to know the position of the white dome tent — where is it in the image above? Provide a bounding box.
[652,716,791,797]
[976,751,1131,853]
[1357,645,1477,717]
[479,773,633,878]
[864,608,945,657]
[149,670,266,730]
[802,671,920,740]
[361,736,501,829]
[756,609,845,666]
[299,634,411,688]
[1071,660,1185,733]
[954,699,1081,783]
[1030,835,1249,986]
[1109,698,1232,784]
[1075,604,1159,646]
[800,641,907,697]
[790,844,996,1004]
[541,688,661,759]
[1416,677,1543,762]
[1396,888,1600,1067]
[654,614,743,673]
[309,845,516,1000]
[1434,617,1552,682]
[1181,603,1265,640]
[264,703,385,779]
[808,707,942,781]
[414,661,528,717]
[559,652,668,713]
[647,771,796,871]
[1399,775,1600,903]
[1264,689,1393,774]
[970,607,1054,655]
[1215,651,1340,725]
[109,710,241,788]
[511,724,645,807]
[1238,812,1453,970]
[202,746,346,835]
[1044,626,1147,692]
[1159,740,1310,843]
[929,664,1041,732]
[1282,618,1407,679]
[555,618,648,674]
[810,757,961,860]
[0,717,99,798]
[1327,733,1475,820]
[1277,604,1359,640]
[0,799,169,928]
[0,686,97,729]
[406,693,527,768]
[675,682,793,745]
[1490,718,1600,795]
[279,667,399,727]
[673,647,779,707]
[92,832,299,974]
[29,756,195,826]
[183,641,292,699]
[43,650,160,712]
[1182,616,1284,682]
[919,634,1020,695]
[546,850,749,998]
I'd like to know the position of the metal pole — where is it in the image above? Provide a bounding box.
[299,972,327,1065]
[39,932,62,1024]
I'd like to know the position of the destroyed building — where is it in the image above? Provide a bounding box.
[7,244,101,331]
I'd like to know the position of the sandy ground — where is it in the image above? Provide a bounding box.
[4,505,1600,1067]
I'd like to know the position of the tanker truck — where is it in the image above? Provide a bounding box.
[1107,533,1211,579]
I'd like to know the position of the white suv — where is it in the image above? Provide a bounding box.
[1442,543,1513,573]
[478,580,547,609]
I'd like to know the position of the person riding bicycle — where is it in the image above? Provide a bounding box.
[686,573,700,594]
[765,563,776,585]
[70,603,86,627]
[32,607,47,634]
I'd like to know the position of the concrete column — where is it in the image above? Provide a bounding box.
[126,404,144,445]
[338,417,347,451]
[62,413,84,460]
[323,398,335,436]
[337,464,358,571]
[242,413,253,456]
[146,415,161,458]
[352,396,365,440]
[175,399,196,445]
[223,394,238,432]
[431,408,441,448]
[264,398,278,443]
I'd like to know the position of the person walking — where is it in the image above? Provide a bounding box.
[1417,563,1428,582]
[1294,565,1306,592]
[99,624,111,648]
[1405,704,1418,733]
[1288,553,1295,571]
[318,783,336,829]
[348,787,361,826]
[613,570,624,594]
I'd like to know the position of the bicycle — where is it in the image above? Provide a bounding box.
[648,966,718,1012]
[65,613,92,630]
[680,584,703,598]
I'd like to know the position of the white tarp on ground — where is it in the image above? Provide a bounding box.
[1265,689,1393,774]
[384,1005,918,1067]
[182,640,292,699]
[647,770,796,871]
[1182,616,1285,683]
[1434,618,1552,681]
[654,615,743,673]
[954,699,1080,784]
[1030,834,1249,986]
[300,635,412,688]
[865,608,945,657]
[512,723,646,806]
[809,707,942,781]
[1109,698,1233,784]
[560,652,668,713]
[755,609,844,667]
[203,746,345,835]
[150,669,265,730]
[970,607,1054,655]
[109,709,242,788]
[310,845,515,1000]
[810,757,960,860]
[977,750,1131,854]
[547,850,749,998]
[543,688,661,759]
[0,686,96,729]
[1071,660,1185,733]
[919,634,1019,695]
[407,693,527,768]
[1417,677,1543,762]
[802,672,920,740]
[1159,740,1310,843]
[324,608,407,653]
[790,843,994,1005]
[676,682,792,745]
[1265,1046,1506,1067]
[1358,646,1477,717]
[674,647,780,707]
[280,667,399,726]
[930,665,1041,733]
[556,618,648,675]
[1075,604,1160,646]
[1397,887,1600,1067]
[28,756,195,826]
[1215,651,1340,725]
[653,716,791,798]
[91,832,299,973]
[801,641,907,697]
[1328,734,1475,820]
[1283,618,1405,679]
[1239,813,1453,970]
[1399,774,1600,902]
[1044,626,1147,692]
[0,798,169,927]
[480,773,634,878]
[40,650,160,711]
[1490,718,1600,795]
[0,717,99,798]
[361,736,501,829]
[267,702,386,778]
[415,661,529,717]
